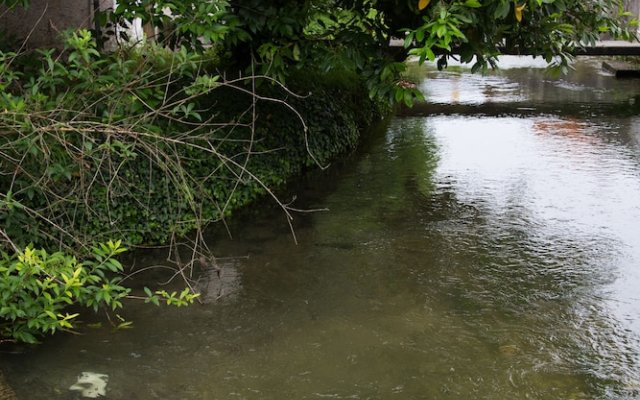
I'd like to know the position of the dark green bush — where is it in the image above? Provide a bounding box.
[0,241,129,343]
[0,27,386,343]
[0,30,386,252]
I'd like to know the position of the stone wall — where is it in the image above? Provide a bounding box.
[0,0,113,48]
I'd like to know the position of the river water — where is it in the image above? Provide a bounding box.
[4,58,640,399]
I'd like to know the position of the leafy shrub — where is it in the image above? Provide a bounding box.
[0,240,200,344]
[0,31,383,344]
[0,30,249,249]
[0,241,129,343]
[0,30,385,252]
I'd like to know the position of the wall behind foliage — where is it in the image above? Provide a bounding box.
[0,0,143,48]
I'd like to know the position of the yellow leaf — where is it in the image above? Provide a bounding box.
[419,0,431,11]
[515,3,526,22]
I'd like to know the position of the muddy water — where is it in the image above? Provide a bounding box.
[3,58,640,399]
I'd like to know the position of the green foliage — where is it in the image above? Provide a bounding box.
[1,0,631,268]
[402,0,638,72]
[0,9,387,345]
[0,29,383,252]
[0,30,218,248]
[9,0,632,105]
[144,287,200,307]
[0,241,129,343]
[97,0,637,107]
[0,0,29,9]
[98,0,425,106]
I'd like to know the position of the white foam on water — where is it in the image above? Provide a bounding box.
[69,372,109,398]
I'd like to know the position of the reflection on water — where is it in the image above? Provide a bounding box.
[409,56,640,107]
[3,59,640,399]
[421,73,525,104]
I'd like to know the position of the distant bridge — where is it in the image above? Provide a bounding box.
[531,41,640,56]
[390,39,640,57]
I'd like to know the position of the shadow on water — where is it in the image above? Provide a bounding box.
[3,58,640,399]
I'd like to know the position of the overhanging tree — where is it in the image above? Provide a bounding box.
[3,0,636,102]
[102,0,636,102]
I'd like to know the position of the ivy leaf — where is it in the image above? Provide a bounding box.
[515,3,526,22]
[418,0,431,11]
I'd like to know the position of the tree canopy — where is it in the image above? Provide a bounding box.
[107,0,637,99]
[2,0,637,103]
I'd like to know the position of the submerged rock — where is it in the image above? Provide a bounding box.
[498,344,520,357]
[195,262,241,303]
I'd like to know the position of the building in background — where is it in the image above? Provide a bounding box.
[0,0,143,48]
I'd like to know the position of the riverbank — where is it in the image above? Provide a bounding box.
[0,36,391,345]
[0,39,389,252]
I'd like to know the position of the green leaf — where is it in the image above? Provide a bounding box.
[494,1,510,19]
[292,44,301,61]
[395,88,404,102]
[403,90,414,108]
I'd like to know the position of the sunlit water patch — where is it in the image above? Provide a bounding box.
[417,115,640,394]
[419,72,525,105]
